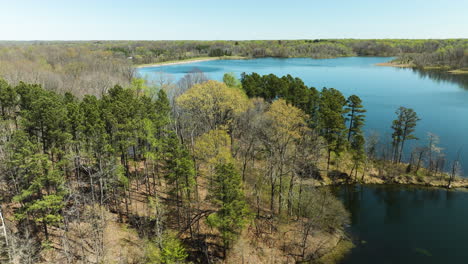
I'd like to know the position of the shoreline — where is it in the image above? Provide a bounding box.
[136,56,247,68]
[376,62,468,75]
[305,173,468,190]
[375,62,413,68]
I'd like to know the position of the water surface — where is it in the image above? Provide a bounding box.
[138,57,468,174]
[335,185,468,264]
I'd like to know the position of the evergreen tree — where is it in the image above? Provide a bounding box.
[207,163,249,256]
[9,133,66,240]
[350,133,366,181]
[318,88,347,170]
[0,78,17,120]
[391,106,420,163]
[164,133,195,227]
[160,231,188,264]
[21,90,70,158]
[345,95,366,142]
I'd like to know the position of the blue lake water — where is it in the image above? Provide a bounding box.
[335,184,468,264]
[138,57,468,175]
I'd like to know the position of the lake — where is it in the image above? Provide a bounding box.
[137,57,468,175]
[335,184,468,264]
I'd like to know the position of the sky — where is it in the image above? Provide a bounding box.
[1,0,467,40]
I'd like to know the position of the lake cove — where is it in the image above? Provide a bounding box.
[334,184,468,264]
[138,57,468,175]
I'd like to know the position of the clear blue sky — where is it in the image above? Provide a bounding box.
[1,0,467,40]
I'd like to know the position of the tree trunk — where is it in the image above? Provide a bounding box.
[347,108,355,141]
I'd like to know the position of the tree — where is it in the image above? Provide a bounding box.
[223,73,242,89]
[176,80,249,131]
[194,129,234,173]
[350,133,366,181]
[9,133,66,240]
[427,132,442,173]
[391,106,420,163]
[263,99,309,214]
[164,133,196,228]
[345,95,366,142]
[207,163,249,257]
[0,78,17,120]
[294,188,349,261]
[160,231,188,264]
[318,88,347,170]
[144,231,188,264]
[20,89,70,158]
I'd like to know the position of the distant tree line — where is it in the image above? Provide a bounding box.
[0,39,465,98]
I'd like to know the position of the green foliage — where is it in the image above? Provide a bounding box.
[176,80,249,130]
[18,84,71,155]
[160,231,188,264]
[164,133,196,201]
[0,78,184,246]
[145,231,188,264]
[207,163,250,251]
[144,240,161,264]
[391,106,420,163]
[131,78,149,96]
[319,88,348,163]
[0,78,17,119]
[8,132,66,239]
[99,39,467,68]
[345,95,367,170]
[240,72,320,123]
[345,95,366,142]
[223,73,242,89]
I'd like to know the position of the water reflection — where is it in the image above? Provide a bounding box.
[335,184,468,264]
[409,68,468,90]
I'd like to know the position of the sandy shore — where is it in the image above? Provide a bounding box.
[136,56,246,68]
[375,62,413,68]
[448,69,468,75]
[136,58,219,68]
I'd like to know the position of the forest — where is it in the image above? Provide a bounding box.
[0,62,463,263]
[0,39,466,99]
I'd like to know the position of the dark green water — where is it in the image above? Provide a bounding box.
[335,185,468,264]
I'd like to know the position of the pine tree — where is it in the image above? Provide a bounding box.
[391,106,420,163]
[164,133,195,228]
[318,88,348,170]
[350,133,366,181]
[9,133,66,240]
[160,231,188,264]
[0,79,17,120]
[345,95,366,142]
[19,89,70,159]
[206,163,249,256]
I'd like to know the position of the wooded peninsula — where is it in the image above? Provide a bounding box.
[0,39,466,264]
